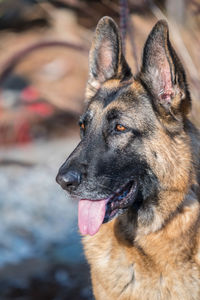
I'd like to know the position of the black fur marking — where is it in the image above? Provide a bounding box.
[103,90,118,108]
[106,108,121,121]
[119,265,135,296]
[153,151,157,159]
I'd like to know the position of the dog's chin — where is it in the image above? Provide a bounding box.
[103,180,138,223]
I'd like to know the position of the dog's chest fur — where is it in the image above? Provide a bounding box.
[83,199,200,300]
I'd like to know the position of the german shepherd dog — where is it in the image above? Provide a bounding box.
[56,17,200,300]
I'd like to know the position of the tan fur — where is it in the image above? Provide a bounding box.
[82,80,200,300]
[83,192,200,300]
[75,18,200,300]
[55,18,200,299]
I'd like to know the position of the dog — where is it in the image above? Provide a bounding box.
[56,17,200,300]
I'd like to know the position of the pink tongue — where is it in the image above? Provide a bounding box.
[78,199,107,236]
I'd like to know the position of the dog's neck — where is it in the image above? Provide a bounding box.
[114,188,200,245]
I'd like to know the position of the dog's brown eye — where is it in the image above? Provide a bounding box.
[116,124,126,132]
[80,123,85,130]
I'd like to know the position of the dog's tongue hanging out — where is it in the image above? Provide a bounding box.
[78,199,107,236]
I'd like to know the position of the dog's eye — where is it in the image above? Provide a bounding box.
[80,123,85,130]
[79,122,85,130]
[115,124,127,132]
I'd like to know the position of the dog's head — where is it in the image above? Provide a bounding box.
[56,17,192,236]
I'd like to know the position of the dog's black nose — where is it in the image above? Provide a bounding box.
[56,170,81,191]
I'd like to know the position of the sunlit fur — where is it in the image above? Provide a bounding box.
[57,17,200,300]
[83,18,200,300]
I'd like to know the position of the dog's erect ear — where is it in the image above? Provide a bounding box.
[141,20,191,117]
[86,16,132,97]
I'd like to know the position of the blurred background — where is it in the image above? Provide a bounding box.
[0,0,199,299]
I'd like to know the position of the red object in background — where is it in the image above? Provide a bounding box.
[14,120,31,144]
[21,86,40,102]
[21,86,54,117]
[0,83,55,145]
[26,102,54,117]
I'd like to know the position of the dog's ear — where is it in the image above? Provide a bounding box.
[141,20,191,118]
[86,16,132,98]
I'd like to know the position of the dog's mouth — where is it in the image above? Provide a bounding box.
[78,180,138,236]
[104,180,137,223]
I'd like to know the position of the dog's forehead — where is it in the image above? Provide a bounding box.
[85,80,154,122]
